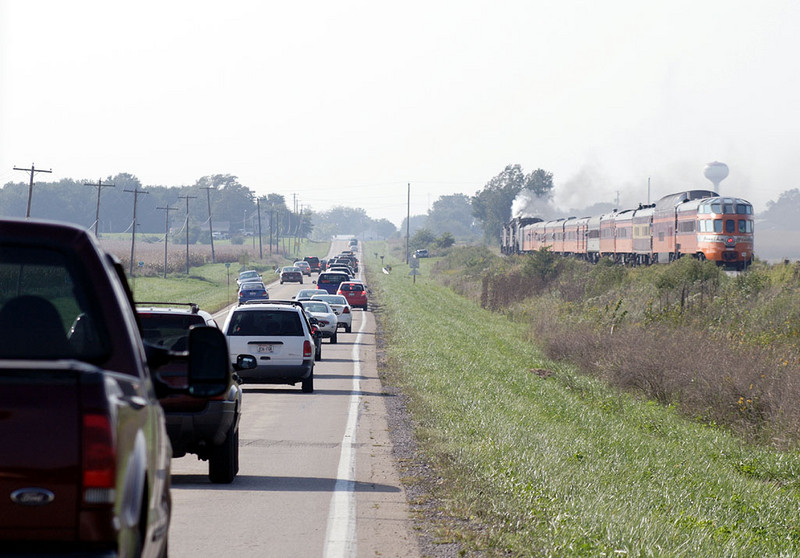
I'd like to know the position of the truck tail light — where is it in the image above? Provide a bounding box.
[303,340,313,358]
[82,414,117,504]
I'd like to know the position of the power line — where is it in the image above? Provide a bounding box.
[201,186,216,263]
[178,194,197,275]
[14,163,52,218]
[85,179,115,237]
[156,205,178,278]
[125,188,149,275]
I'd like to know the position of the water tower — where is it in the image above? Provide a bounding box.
[703,161,729,193]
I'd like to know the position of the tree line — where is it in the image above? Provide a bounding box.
[0,165,558,245]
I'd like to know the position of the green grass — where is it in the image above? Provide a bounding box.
[367,253,800,557]
[129,263,251,312]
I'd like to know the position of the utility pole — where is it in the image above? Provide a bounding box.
[14,163,52,218]
[269,208,274,256]
[406,182,410,264]
[201,186,216,263]
[85,179,115,237]
[157,205,178,279]
[178,194,197,275]
[257,197,263,259]
[125,188,149,275]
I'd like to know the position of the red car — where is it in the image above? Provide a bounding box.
[337,281,368,310]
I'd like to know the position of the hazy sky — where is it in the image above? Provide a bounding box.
[2,1,798,226]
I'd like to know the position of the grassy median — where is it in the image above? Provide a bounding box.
[368,255,800,557]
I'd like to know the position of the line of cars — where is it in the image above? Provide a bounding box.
[0,221,366,554]
[134,254,369,485]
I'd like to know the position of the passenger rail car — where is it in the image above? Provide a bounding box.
[503,190,754,269]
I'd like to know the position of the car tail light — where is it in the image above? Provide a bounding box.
[343,307,350,314]
[82,414,116,504]
[303,340,313,358]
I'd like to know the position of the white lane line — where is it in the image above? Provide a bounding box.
[323,311,366,557]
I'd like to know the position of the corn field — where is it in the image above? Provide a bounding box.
[99,238,288,276]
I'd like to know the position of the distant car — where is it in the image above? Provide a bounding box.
[238,281,269,305]
[294,261,312,276]
[280,266,304,284]
[310,293,352,333]
[337,281,368,310]
[294,288,325,301]
[223,301,316,392]
[303,256,321,273]
[136,302,242,483]
[414,249,429,258]
[327,265,354,278]
[315,271,350,294]
[300,300,339,343]
[237,269,263,286]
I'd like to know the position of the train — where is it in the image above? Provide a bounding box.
[501,189,755,269]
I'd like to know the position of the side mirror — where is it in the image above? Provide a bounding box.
[187,326,231,397]
[234,354,257,371]
[312,280,317,284]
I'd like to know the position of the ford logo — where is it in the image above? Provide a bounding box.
[10,488,55,506]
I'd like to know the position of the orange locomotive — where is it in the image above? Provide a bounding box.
[503,190,754,269]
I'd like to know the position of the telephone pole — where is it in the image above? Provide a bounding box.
[157,205,178,278]
[201,186,216,263]
[85,179,115,236]
[406,182,410,264]
[257,197,263,259]
[125,188,149,275]
[14,163,52,218]
[178,194,197,275]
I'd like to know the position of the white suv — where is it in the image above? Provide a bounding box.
[222,301,316,392]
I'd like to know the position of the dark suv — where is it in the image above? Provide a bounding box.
[303,256,321,273]
[137,302,243,483]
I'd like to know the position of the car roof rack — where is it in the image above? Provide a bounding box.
[135,301,199,313]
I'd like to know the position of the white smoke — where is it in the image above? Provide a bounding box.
[511,189,558,220]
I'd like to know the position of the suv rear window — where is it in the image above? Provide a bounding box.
[227,309,304,336]
[318,273,349,285]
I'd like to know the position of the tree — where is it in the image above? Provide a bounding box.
[525,168,554,200]
[411,227,436,249]
[471,164,528,243]
[370,218,398,239]
[425,193,479,240]
[761,188,800,230]
[435,232,455,249]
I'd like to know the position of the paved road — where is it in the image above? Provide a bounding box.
[167,243,419,557]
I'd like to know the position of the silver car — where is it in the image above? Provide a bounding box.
[300,300,339,343]
[310,294,352,333]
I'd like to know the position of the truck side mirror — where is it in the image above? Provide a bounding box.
[187,325,230,397]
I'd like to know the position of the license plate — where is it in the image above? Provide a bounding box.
[257,344,274,353]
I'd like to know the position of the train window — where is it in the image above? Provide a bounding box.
[736,204,752,215]
[724,203,734,214]
[738,220,754,233]
[714,220,723,233]
[725,220,735,233]
[710,203,722,214]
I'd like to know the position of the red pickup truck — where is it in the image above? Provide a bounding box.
[0,218,240,557]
